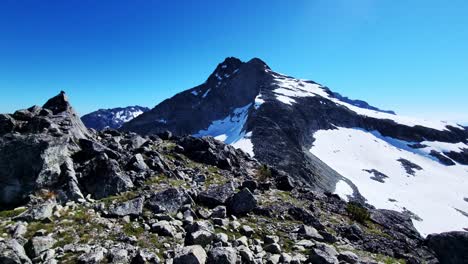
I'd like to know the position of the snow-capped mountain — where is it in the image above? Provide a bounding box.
[82,106,149,130]
[122,57,468,236]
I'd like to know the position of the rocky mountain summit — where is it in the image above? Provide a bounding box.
[0,92,467,263]
[82,106,149,131]
[121,57,468,236]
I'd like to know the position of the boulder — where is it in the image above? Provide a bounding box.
[107,197,144,217]
[126,154,149,172]
[298,224,324,241]
[0,239,32,264]
[338,251,359,264]
[25,236,56,258]
[151,221,176,237]
[81,153,134,199]
[275,175,295,191]
[426,231,468,264]
[15,202,55,222]
[207,247,237,264]
[227,188,257,216]
[146,188,192,214]
[197,182,235,207]
[264,243,282,254]
[309,243,339,264]
[173,245,207,264]
[77,247,107,264]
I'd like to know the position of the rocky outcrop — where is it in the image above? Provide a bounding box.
[426,231,468,264]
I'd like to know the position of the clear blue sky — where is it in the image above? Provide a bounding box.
[0,0,467,123]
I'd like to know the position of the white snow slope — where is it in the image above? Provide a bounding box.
[310,127,468,236]
[270,71,462,131]
[194,103,254,157]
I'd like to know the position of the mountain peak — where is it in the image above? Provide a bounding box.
[246,57,270,70]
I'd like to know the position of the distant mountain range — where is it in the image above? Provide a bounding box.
[118,57,468,236]
[81,106,149,130]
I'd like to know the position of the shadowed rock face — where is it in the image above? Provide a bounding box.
[121,57,468,193]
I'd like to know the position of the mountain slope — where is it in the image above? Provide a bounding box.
[3,92,459,264]
[82,106,149,130]
[122,57,468,235]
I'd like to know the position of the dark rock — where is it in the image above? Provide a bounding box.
[76,138,120,161]
[80,153,134,199]
[0,114,15,135]
[288,207,325,231]
[146,188,192,214]
[241,180,257,192]
[338,251,359,264]
[275,175,295,191]
[197,182,235,207]
[397,158,423,176]
[444,148,468,165]
[264,243,281,254]
[227,188,257,216]
[426,231,468,264]
[430,150,456,166]
[370,209,421,240]
[158,131,172,140]
[363,169,389,183]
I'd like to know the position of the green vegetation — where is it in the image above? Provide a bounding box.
[0,207,27,218]
[256,164,272,182]
[123,222,145,237]
[99,191,138,206]
[346,202,370,224]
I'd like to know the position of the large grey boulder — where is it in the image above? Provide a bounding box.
[107,197,144,217]
[173,245,207,264]
[426,231,468,264]
[77,247,107,264]
[25,236,56,258]
[15,202,55,222]
[198,182,235,207]
[146,188,192,214]
[309,243,339,264]
[207,247,237,264]
[0,239,32,264]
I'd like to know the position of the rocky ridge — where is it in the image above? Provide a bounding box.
[82,106,150,131]
[0,93,467,264]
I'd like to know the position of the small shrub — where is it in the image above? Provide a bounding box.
[256,164,272,182]
[346,202,370,224]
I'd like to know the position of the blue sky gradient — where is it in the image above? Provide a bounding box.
[0,0,467,123]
